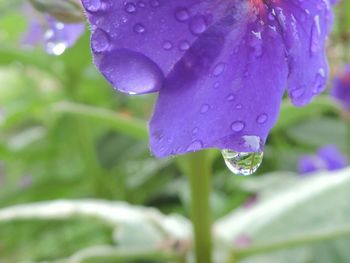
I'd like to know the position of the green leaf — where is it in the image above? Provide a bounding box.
[286,117,347,152]
[29,0,85,23]
[273,96,341,133]
[215,168,350,263]
[51,101,148,141]
[0,200,190,262]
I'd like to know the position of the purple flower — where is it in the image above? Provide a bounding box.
[234,234,252,248]
[23,5,85,55]
[81,0,334,158]
[298,145,348,175]
[331,65,350,110]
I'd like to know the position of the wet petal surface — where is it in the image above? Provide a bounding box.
[81,0,230,94]
[150,3,288,157]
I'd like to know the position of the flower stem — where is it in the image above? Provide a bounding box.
[179,150,213,263]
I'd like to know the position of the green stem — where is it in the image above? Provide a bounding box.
[179,151,213,263]
[188,151,212,263]
[235,225,350,260]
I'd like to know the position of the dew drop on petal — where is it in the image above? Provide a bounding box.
[256,113,268,124]
[91,28,110,52]
[175,8,190,22]
[221,150,264,176]
[82,0,102,12]
[178,40,190,51]
[124,3,137,14]
[133,23,145,34]
[231,121,245,132]
[189,16,207,35]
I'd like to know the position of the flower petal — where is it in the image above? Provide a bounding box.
[81,0,229,95]
[271,0,332,106]
[318,145,348,171]
[149,4,288,157]
[45,16,85,55]
[331,65,350,110]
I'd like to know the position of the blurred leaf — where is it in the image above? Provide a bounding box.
[29,0,85,23]
[215,168,350,263]
[51,101,148,140]
[273,96,341,133]
[286,117,347,152]
[0,200,190,262]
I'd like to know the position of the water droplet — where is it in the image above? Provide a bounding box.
[236,104,243,110]
[125,3,137,13]
[99,49,163,94]
[138,1,146,8]
[189,16,207,35]
[162,40,173,50]
[227,94,235,101]
[256,113,268,124]
[175,8,190,22]
[178,40,190,51]
[310,15,321,55]
[150,0,160,8]
[133,23,145,34]
[91,28,110,52]
[231,121,245,132]
[200,104,210,113]
[212,62,226,77]
[82,0,102,12]
[290,87,304,99]
[221,150,264,176]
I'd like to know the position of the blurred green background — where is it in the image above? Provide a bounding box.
[0,1,350,263]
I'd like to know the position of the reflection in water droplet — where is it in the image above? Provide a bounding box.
[221,149,263,176]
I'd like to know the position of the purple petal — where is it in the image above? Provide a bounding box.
[331,65,350,110]
[82,0,333,158]
[81,0,230,95]
[23,4,84,55]
[318,145,348,171]
[150,3,288,157]
[271,1,332,106]
[44,16,85,55]
[298,145,347,174]
[298,155,325,175]
[22,20,44,46]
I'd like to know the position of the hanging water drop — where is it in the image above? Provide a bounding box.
[221,149,263,176]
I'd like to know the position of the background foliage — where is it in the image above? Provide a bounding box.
[0,1,350,262]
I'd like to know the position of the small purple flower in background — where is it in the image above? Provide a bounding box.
[331,65,350,110]
[234,234,252,248]
[298,145,348,175]
[81,0,334,174]
[243,193,258,209]
[23,4,85,56]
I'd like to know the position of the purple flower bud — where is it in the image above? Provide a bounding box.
[331,65,350,110]
[81,0,334,157]
[298,145,347,175]
[23,4,85,55]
